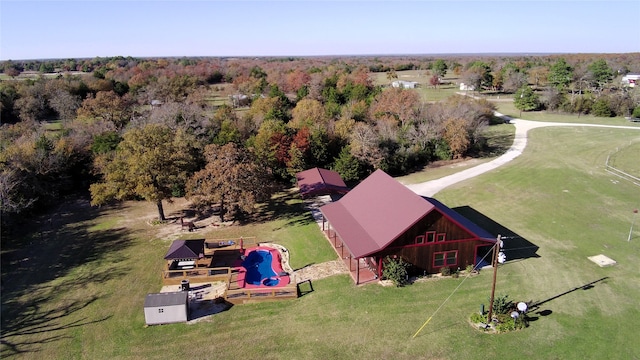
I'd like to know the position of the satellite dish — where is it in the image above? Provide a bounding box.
[517,302,528,312]
[498,252,506,264]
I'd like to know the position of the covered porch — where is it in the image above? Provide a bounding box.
[322,221,379,285]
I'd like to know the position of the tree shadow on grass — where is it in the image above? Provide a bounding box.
[0,196,132,357]
[247,188,316,229]
[453,205,540,262]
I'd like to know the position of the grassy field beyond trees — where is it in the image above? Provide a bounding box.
[2,124,640,359]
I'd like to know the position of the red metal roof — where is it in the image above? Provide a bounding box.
[320,169,434,258]
[320,169,496,258]
[295,167,349,197]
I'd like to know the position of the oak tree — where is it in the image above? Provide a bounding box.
[186,143,274,221]
[90,124,197,221]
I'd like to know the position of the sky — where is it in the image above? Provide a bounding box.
[1,0,639,60]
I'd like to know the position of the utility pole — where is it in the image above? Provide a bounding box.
[487,235,501,322]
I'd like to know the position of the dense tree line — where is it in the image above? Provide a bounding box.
[1,53,638,228]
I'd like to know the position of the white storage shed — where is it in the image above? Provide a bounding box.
[144,291,189,325]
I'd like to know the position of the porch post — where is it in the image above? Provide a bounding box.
[356,258,360,285]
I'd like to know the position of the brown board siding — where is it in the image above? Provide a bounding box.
[377,211,491,274]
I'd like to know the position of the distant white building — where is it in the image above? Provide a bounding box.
[391,80,419,89]
[621,74,640,87]
[459,83,475,91]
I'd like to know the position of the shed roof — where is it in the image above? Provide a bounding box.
[144,291,188,307]
[320,169,495,258]
[164,239,205,260]
[295,167,349,198]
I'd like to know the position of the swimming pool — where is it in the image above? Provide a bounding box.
[240,247,290,288]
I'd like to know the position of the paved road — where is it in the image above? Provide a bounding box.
[406,113,640,197]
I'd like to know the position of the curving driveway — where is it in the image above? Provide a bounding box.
[406,113,640,197]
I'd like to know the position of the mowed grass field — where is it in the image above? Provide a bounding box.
[3,125,640,359]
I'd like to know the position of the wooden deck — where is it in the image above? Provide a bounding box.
[161,237,299,304]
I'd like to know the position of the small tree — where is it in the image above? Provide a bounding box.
[382,256,409,287]
[514,86,541,116]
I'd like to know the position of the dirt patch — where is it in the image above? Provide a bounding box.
[294,260,349,282]
[118,198,236,242]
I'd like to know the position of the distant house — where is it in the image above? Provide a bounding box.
[459,83,475,91]
[391,80,419,89]
[319,169,497,284]
[229,94,250,107]
[295,167,350,198]
[150,99,163,107]
[621,74,640,87]
[143,291,189,325]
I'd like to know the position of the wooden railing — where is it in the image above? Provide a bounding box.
[161,266,234,285]
[225,284,298,304]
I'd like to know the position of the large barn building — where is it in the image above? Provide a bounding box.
[319,169,497,284]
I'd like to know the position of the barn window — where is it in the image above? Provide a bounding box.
[436,233,446,242]
[415,235,425,244]
[434,251,458,267]
[158,308,164,313]
[426,232,435,243]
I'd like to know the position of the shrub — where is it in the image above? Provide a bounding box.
[592,98,614,117]
[490,294,512,315]
[466,264,475,273]
[440,267,451,276]
[382,256,409,287]
[632,106,640,119]
[495,313,526,333]
[470,312,486,324]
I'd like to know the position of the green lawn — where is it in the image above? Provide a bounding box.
[606,140,640,178]
[2,125,640,359]
[495,101,640,127]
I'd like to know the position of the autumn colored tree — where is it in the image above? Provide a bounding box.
[369,87,420,127]
[15,81,51,122]
[49,88,81,121]
[90,124,197,221]
[349,121,383,169]
[442,118,469,159]
[528,66,549,89]
[251,119,291,180]
[77,91,134,129]
[290,98,327,130]
[429,75,440,88]
[186,143,274,221]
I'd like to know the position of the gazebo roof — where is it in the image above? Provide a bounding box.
[295,167,349,198]
[164,239,205,260]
